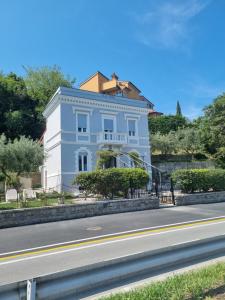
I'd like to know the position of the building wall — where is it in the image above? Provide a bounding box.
[43,88,151,192]
[80,73,108,93]
[45,105,61,142]
[122,83,140,100]
[80,73,142,101]
[43,104,62,191]
[46,144,61,191]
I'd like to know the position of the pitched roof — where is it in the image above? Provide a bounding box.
[118,80,141,93]
[79,71,109,87]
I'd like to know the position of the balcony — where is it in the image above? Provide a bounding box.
[97,132,128,145]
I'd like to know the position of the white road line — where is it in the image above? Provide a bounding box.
[1,220,225,266]
[1,215,225,257]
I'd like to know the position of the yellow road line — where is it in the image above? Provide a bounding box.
[1,217,225,262]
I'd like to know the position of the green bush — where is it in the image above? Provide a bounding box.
[172,169,225,193]
[74,168,149,199]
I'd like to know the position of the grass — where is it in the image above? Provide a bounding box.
[101,263,225,300]
[0,198,75,210]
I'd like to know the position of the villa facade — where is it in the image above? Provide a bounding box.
[42,72,152,192]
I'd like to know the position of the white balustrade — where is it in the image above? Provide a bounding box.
[97,132,128,145]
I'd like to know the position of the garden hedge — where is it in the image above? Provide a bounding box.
[171,169,225,193]
[74,168,149,199]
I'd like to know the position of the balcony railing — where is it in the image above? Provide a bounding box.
[97,132,128,145]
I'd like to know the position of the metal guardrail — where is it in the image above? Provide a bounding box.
[1,235,225,300]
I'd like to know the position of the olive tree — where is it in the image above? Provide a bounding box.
[0,134,44,192]
[176,127,202,156]
[151,132,177,155]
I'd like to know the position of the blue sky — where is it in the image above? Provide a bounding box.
[1,0,225,119]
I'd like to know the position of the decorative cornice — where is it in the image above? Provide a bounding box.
[43,92,149,118]
[60,96,149,115]
[43,95,60,118]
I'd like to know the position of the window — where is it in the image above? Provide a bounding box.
[78,152,88,171]
[104,118,114,132]
[115,91,123,97]
[103,117,115,140]
[128,119,136,136]
[77,113,87,133]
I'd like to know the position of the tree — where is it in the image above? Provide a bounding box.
[128,151,143,168]
[96,150,118,169]
[149,115,188,135]
[0,135,44,190]
[151,132,177,155]
[176,101,182,116]
[0,73,42,139]
[24,65,75,111]
[0,67,75,139]
[176,127,202,156]
[214,147,225,169]
[197,93,225,167]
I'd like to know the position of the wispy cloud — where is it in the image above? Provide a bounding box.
[188,81,225,99]
[180,78,225,100]
[133,0,210,50]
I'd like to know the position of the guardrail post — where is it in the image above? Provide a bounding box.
[27,279,36,300]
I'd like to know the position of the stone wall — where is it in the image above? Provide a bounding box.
[175,191,225,206]
[20,172,41,189]
[0,197,159,229]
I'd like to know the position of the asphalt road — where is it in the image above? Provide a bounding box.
[1,218,225,285]
[1,202,225,254]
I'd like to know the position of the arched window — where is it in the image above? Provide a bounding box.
[78,151,88,172]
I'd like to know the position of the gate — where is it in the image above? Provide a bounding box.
[152,167,175,205]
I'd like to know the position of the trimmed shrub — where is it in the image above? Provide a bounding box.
[74,168,149,199]
[172,169,225,193]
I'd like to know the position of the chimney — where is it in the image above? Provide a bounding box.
[111,72,119,81]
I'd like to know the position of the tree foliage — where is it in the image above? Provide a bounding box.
[24,65,75,111]
[151,132,177,155]
[176,101,182,116]
[197,93,225,167]
[149,115,188,135]
[0,134,44,187]
[96,150,118,169]
[176,127,202,155]
[128,151,143,168]
[151,127,202,157]
[0,73,42,139]
[0,66,75,140]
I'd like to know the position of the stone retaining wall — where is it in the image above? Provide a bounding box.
[0,197,159,229]
[175,191,225,206]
